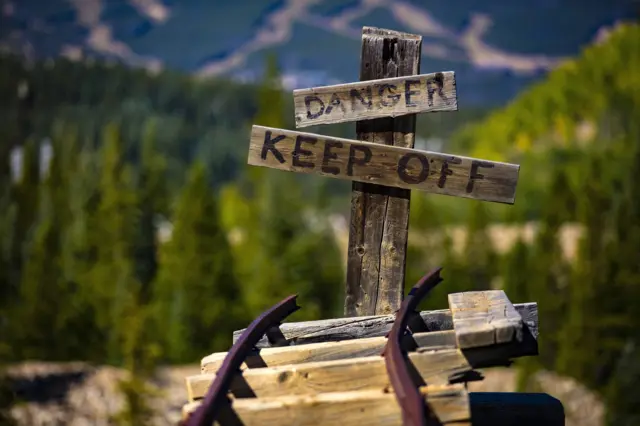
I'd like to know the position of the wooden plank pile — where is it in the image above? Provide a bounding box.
[179,26,565,425]
[182,292,564,425]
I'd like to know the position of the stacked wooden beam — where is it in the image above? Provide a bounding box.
[181,290,564,425]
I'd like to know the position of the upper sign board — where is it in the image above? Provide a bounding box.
[248,126,519,204]
[293,71,457,128]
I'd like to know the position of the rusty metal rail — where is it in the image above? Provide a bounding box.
[183,294,300,426]
[383,267,444,426]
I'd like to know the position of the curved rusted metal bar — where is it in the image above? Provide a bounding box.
[384,267,444,426]
[184,294,300,426]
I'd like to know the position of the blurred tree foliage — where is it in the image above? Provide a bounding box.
[406,22,640,424]
[0,21,638,426]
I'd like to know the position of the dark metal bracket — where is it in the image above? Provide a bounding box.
[183,294,301,426]
[383,267,444,426]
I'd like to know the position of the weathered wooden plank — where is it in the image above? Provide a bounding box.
[449,290,523,349]
[293,72,457,128]
[182,385,471,426]
[233,302,538,349]
[204,328,538,376]
[247,126,520,204]
[188,348,472,401]
[202,330,456,374]
[345,26,422,318]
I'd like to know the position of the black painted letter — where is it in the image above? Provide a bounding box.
[397,153,430,184]
[404,80,421,107]
[260,131,286,164]
[438,156,462,188]
[347,145,372,176]
[426,72,449,107]
[292,135,316,169]
[349,88,373,111]
[325,93,346,115]
[322,141,343,175]
[466,160,495,193]
[305,95,325,120]
[378,84,401,107]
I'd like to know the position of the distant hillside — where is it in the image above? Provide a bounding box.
[1,0,634,106]
[453,22,639,162]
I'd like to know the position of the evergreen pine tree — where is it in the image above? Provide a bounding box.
[502,237,530,305]
[404,193,451,310]
[221,53,343,321]
[11,139,40,291]
[527,166,573,369]
[455,201,498,293]
[134,119,167,304]
[17,184,62,358]
[154,161,239,362]
[0,137,16,358]
[89,123,140,365]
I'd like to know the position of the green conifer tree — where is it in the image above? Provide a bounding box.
[526,166,573,369]
[455,201,498,294]
[90,123,140,365]
[134,119,167,304]
[154,161,239,362]
[225,53,343,321]
[11,139,40,287]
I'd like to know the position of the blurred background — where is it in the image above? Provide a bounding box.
[0,0,638,425]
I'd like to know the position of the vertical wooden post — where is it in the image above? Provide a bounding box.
[344,28,422,317]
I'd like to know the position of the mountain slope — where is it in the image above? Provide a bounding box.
[1,0,635,106]
[453,22,640,161]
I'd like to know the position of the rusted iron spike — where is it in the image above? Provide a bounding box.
[184,295,301,426]
[384,267,444,426]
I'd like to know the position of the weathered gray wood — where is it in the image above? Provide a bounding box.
[233,302,538,349]
[345,26,423,318]
[182,384,471,426]
[293,71,457,128]
[202,330,457,374]
[247,126,520,204]
[205,328,537,376]
[449,290,524,349]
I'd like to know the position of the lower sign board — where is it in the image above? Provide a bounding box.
[248,126,520,204]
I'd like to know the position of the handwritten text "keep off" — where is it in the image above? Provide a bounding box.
[248,126,519,204]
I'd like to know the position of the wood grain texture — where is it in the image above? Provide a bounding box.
[183,391,565,426]
[182,384,470,426]
[233,302,538,349]
[201,330,456,374]
[188,348,471,401]
[247,126,520,204]
[449,290,524,349]
[345,26,422,318]
[204,330,538,376]
[293,72,457,128]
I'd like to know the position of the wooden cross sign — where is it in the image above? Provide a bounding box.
[247,26,520,318]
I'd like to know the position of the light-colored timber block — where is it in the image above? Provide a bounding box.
[182,384,470,426]
[448,290,523,349]
[188,348,471,401]
[201,330,456,374]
